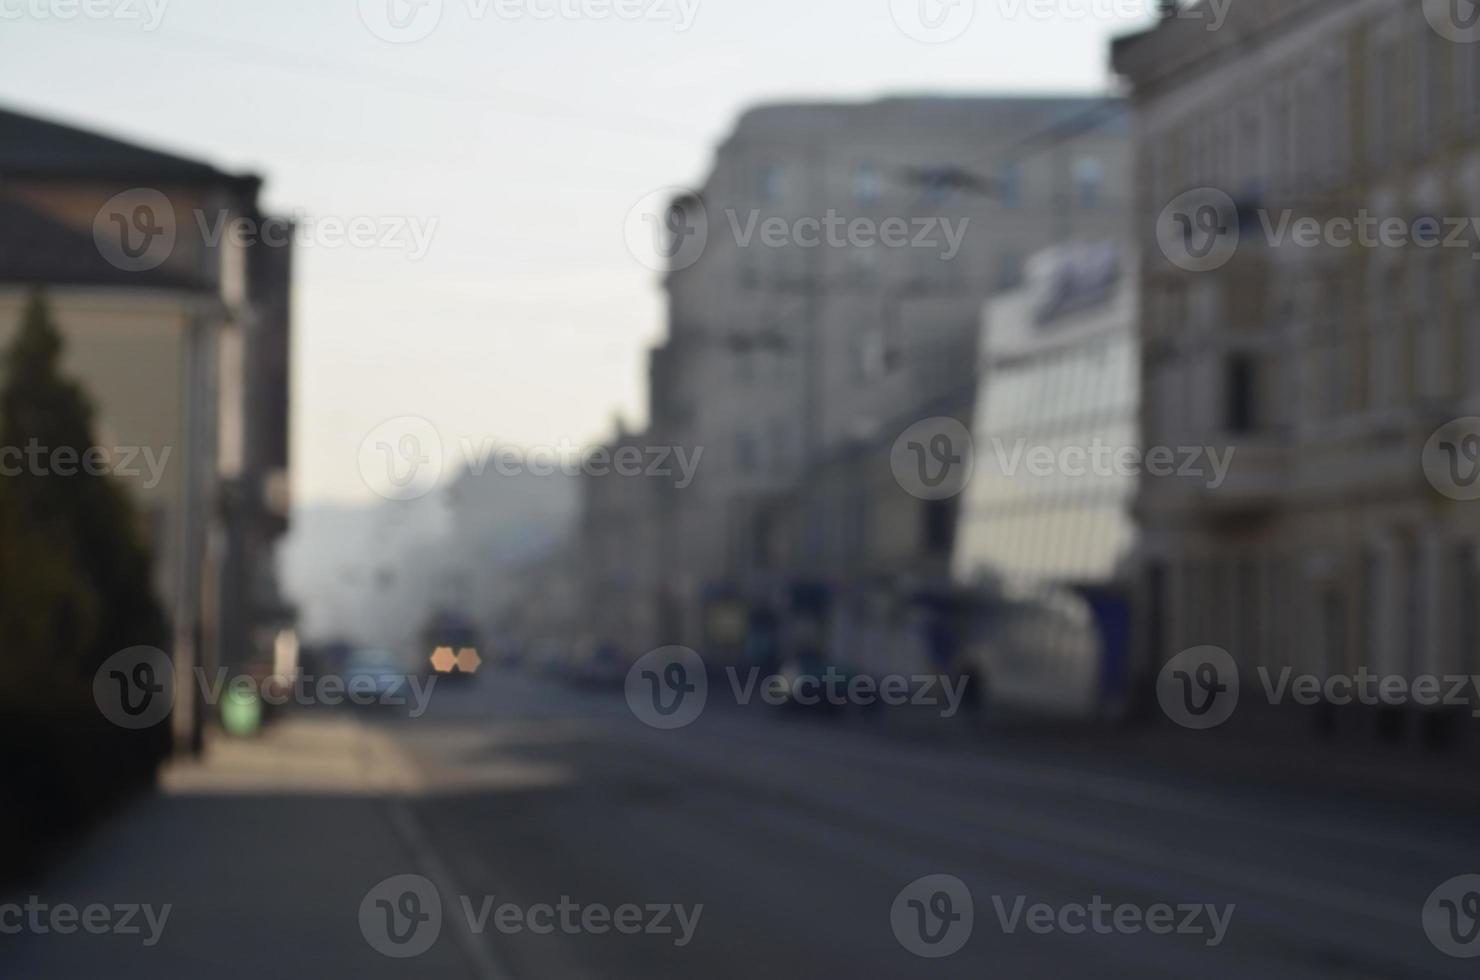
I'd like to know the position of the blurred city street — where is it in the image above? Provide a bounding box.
[10,3,1480,978]
[6,668,1478,979]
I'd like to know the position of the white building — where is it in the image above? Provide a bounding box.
[953,242,1139,718]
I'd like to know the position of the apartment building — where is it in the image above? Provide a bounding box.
[644,96,1128,661]
[1114,0,1480,742]
[578,423,661,663]
[0,105,294,748]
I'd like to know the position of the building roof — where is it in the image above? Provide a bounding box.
[0,104,257,189]
[1111,0,1329,89]
[728,95,1122,144]
[0,191,207,290]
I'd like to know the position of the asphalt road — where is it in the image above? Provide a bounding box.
[6,666,1478,979]
[369,668,1480,979]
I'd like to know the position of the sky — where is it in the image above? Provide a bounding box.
[0,0,1154,505]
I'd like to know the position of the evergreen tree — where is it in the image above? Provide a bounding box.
[0,290,167,700]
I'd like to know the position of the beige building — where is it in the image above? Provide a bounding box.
[1115,0,1480,742]
[0,106,293,749]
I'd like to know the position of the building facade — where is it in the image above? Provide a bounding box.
[1115,0,1480,741]
[0,106,294,748]
[645,97,1130,663]
[953,241,1139,717]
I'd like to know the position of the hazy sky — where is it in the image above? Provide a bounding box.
[1,0,1152,504]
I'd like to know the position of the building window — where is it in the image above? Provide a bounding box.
[1225,353,1258,434]
[1456,543,1479,675]
[758,165,784,204]
[1368,33,1399,174]
[997,251,1025,292]
[1417,20,1446,152]
[1237,102,1264,200]
[996,160,1022,207]
[856,326,889,380]
[769,421,790,471]
[923,499,953,556]
[1072,156,1105,208]
[852,164,882,206]
[1467,35,1480,128]
[1267,85,1292,195]
[736,432,757,473]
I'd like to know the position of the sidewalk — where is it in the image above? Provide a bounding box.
[0,715,492,980]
